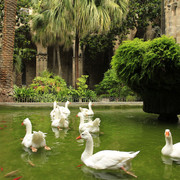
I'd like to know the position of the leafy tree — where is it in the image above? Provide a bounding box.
[46,0,129,87]
[14,0,37,86]
[81,0,161,65]
[31,0,73,76]
[118,0,161,40]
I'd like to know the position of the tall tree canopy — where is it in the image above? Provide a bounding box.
[31,0,129,87]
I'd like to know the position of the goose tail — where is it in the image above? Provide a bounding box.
[93,118,101,126]
[32,131,46,145]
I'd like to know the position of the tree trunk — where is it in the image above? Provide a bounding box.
[75,33,79,88]
[53,47,56,73]
[56,46,62,77]
[0,0,17,102]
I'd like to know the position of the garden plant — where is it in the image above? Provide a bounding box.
[112,35,180,121]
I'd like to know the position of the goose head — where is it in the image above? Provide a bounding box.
[164,129,173,146]
[88,101,93,107]
[53,101,57,109]
[164,129,172,141]
[161,129,173,156]
[22,118,31,126]
[76,130,91,141]
[76,112,86,123]
[76,112,84,118]
[65,101,71,107]
[22,118,32,134]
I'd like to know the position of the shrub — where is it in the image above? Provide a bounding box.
[111,38,147,94]
[13,72,97,102]
[111,35,180,119]
[76,75,89,98]
[111,35,180,94]
[95,68,137,101]
[29,70,68,95]
[126,95,137,102]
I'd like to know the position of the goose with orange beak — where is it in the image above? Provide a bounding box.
[21,118,51,152]
[161,129,180,158]
[76,130,139,178]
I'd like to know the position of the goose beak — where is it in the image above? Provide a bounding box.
[165,131,169,137]
[76,115,78,117]
[76,135,81,140]
[21,122,24,126]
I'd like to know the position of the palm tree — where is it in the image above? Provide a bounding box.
[50,0,129,87]
[31,0,73,77]
[0,0,17,102]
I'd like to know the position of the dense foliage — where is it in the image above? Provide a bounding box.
[120,0,161,39]
[81,0,161,61]
[14,0,36,72]
[111,35,180,96]
[95,69,138,101]
[13,69,138,102]
[13,71,97,102]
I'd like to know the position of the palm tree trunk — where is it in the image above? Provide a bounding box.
[56,46,62,77]
[0,0,17,102]
[75,32,79,88]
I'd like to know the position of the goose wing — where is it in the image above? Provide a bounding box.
[85,150,138,170]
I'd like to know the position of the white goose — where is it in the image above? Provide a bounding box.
[76,112,100,133]
[58,101,71,119]
[59,111,69,129]
[50,101,57,120]
[76,130,140,178]
[51,107,61,129]
[79,101,94,121]
[161,129,180,158]
[22,118,51,152]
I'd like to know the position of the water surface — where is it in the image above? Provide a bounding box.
[0,105,180,180]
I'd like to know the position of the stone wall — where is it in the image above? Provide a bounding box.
[25,60,36,85]
[47,46,73,86]
[165,0,180,43]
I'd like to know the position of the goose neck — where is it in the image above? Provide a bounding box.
[26,123,32,134]
[166,136,173,146]
[81,136,93,162]
[65,102,68,109]
[88,104,92,110]
[80,116,85,124]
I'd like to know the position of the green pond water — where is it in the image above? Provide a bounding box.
[0,105,180,180]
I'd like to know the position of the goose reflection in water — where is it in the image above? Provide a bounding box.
[51,127,68,139]
[21,147,49,167]
[161,155,180,179]
[81,166,129,180]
